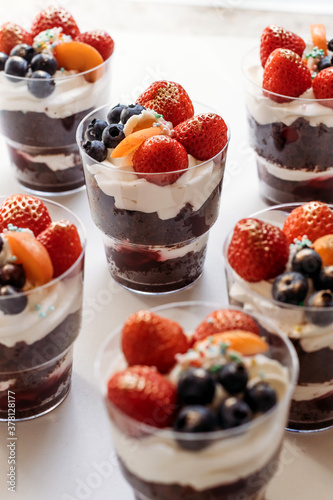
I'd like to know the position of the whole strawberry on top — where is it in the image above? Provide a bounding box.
[260,25,306,68]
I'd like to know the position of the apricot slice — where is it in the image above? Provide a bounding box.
[194,330,268,356]
[313,234,333,265]
[5,231,53,286]
[310,24,327,56]
[54,41,104,82]
[111,127,163,158]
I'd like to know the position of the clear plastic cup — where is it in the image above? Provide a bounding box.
[242,46,333,204]
[224,203,333,432]
[77,103,229,294]
[96,301,298,500]
[0,197,86,420]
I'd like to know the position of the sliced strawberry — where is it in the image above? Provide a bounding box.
[263,48,312,103]
[227,218,289,282]
[313,67,333,103]
[192,309,260,345]
[171,113,228,161]
[30,6,80,39]
[136,80,194,127]
[37,220,83,278]
[282,201,333,244]
[107,365,177,427]
[0,194,51,236]
[260,25,306,68]
[75,30,114,61]
[132,135,188,186]
[0,22,33,55]
[121,310,189,374]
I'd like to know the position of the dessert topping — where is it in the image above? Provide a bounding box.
[0,22,33,55]
[272,271,308,305]
[30,5,80,39]
[260,25,306,68]
[313,67,333,101]
[282,201,333,244]
[75,30,114,61]
[0,194,52,236]
[313,234,333,266]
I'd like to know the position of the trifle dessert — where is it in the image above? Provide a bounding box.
[0,193,85,420]
[96,302,298,500]
[0,6,114,193]
[224,200,333,431]
[243,23,333,203]
[77,80,229,293]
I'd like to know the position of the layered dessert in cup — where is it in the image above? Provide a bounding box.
[243,23,333,203]
[96,301,298,500]
[0,193,85,420]
[0,6,114,194]
[77,80,229,294]
[224,200,333,431]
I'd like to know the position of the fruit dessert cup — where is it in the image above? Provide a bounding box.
[77,80,229,294]
[224,201,333,432]
[0,6,114,194]
[243,24,333,204]
[0,194,85,420]
[96,302,298,500]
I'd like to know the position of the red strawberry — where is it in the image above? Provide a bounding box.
[30,6,80,39]
[263,48,312,103]
[282,201,333,244]
[75,30,114,61]
[37,220,83,278]
[0,23,33,55]
[122,310,189,374]
[0,194,51,236]
[260,25,306,68]
[171,113,228,161]
[132,135,188,186]
[192,309,260,345]
[107,365,177,427]
[313,67,333,104]
[227,218,289,282]
[136,80,194,126]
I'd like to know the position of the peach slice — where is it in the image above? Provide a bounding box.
[111,127,163,158]
[5,231,53,286]
[310,24,327,56]
[54,41,104,82]
[313,234,333,265]
[194,330,268,356]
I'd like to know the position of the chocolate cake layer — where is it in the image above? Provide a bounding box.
[290,339,333,385]
[289,392,333,431]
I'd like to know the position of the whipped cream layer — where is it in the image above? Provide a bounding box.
[256,154,333,181]
[292,380,333,402]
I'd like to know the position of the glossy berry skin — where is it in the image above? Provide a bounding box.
[0,263,25,289]
[83,140,107,162]
[0,194,51,237]
[272,271,308,305]
[328,39,333,52]
[30,6,80,39]
[0,285,27,315]
[313,67,333,100]
[292,247,322,278]
[0,22,33,55]
[173,406,217,436]
[75,30,114,61]
[4,55,28,79]
[101,124,125,148]
[85,119,108,141]
[317,56,332,73]
[282,202,333,245]
[177,368,216,405]
[0,52,8,71]
[305,290,333,326]
[217,398,253,429]
[120,104,145,124]
[314,266,333,291]
[27,71,55,98]
[30,53,57,76]
[10,44,35,63]
[107,104,127,124]
[244,382,277,413]
[260,25,306,68]
[217,362,249,395]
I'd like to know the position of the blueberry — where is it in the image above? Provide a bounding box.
[120,104,145,124]
[217,398,252,429]
[217,362,249,395]
[0,235,3,253]
[10,44,35,64]
[107,104,127,124]
[0,264,25,288]
[177,368,216,405]
[101,124,125,148]
[328,39,333,52]
[5,56,28,80]
[173,406,217,450]
[305,289,333,326]
[30,53,57,76]
[292,248,322,278]
[85,119,108,141]
[317,56,332,72]
[27,70,55,98]
[314,266,333,291]
[0,52,8,71]
[244,382,277,413]
[272,271,308,305]
[83,140,108,162]
[0,285,27,314]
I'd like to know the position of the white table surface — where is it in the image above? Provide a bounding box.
[0,2,333,499]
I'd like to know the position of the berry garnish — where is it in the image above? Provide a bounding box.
[314,266,333,291]
[217,362,249,395]
[120,104,145,124]
[107,104,127,124]
[75,30,114,61]
[107,365,177,428]
[282,201,333,244]
[0,263,25,289]
[291,247,322,278]
[132,135,188,186]
[136,80,194,126]
[0,52,8,71]
[30,53,57,75]
[260,25,306,68]
[173,406,217,446]
[4,55,28,80]
[0,22,33,55]
[121,310,189,374]
[244,382,277,413]
[317,56,332,73]
[305,290,333,326]
[111,127,162,158]
[177,368,216,405]
[10,44,35,63]
[313,67,333,102]
[171,113,228,161]
[27,70,56,98]
[227,218,289,282]
[0,285,27,315]
[272,271,308,305]
[101,124,125,148]
[84,119,108,142]
[217,398,252,429]
[82,140,107,162]
[0,194,51,236]
[30,6,80,39]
